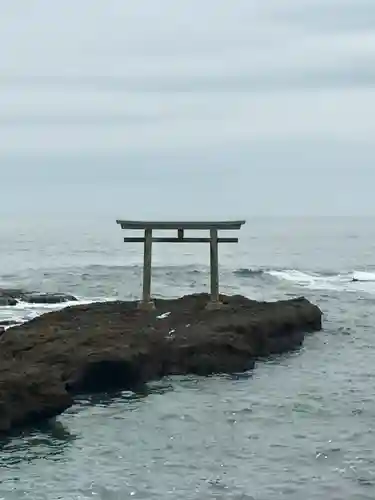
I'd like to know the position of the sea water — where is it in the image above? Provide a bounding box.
[0,216,374,499]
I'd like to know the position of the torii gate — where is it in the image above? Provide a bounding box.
[116,219,246,309]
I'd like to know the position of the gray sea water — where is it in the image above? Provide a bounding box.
[1,216,375,499]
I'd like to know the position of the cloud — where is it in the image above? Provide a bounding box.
[0,87,373,156]
[0,0,374,174]
[269,0,375,33]
[1,0,374,86]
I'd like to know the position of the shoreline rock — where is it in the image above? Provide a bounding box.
[0,293,322,434]
[0,288,78,306]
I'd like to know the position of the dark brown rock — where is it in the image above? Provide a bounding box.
[0,368,73,433]
[0,320,21,327]
[0,297,17,306]
[0,293,322,434]
[20,293,78,304]
[0,288,26,299]
[0,322,22,337]
[0,288,77,305]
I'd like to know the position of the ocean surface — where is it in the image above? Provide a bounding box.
[0,216,375,499]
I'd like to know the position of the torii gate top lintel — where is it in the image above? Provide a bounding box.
[116,219,246,231]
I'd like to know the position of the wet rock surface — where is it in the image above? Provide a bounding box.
[0,288,78,305]
[21,293,78,304]
[0,293,322,434]
[0,297,17,306]
[0,321,22,336]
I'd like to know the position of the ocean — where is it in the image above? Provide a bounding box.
[0,215,374,499]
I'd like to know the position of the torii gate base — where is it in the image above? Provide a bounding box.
[116,219,246,310]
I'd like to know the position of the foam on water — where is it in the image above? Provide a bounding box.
[0,297,115,328]
[352,271,375,281]
[3,266,375,328]
[1,216,375,498]
[267,269,375,295]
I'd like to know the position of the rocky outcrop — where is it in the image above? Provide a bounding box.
[0,288,77,305]
[0,293,322,434]
[0,288,25,299]
[21,293,78,304]
[0,297,17,306]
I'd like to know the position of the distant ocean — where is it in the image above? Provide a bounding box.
[1,216,374,499]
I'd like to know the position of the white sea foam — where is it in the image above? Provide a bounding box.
[2,268,375,329]
[268,269,375,294]
[14,298,96,310]
[352,271,375,282]
[0,297,116,328]
[268,270,321,285]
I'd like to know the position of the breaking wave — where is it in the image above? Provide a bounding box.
[3,264,375,330]
[0,297,112,330]
[261,269,375,293]
[233,267,375,294]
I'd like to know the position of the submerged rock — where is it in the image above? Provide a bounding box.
[0,293,322,434]
[0,297,17,306]
[21,293,78,304]
[0,288,26,299]
[0,288,77,305]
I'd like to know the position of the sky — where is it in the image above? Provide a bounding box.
[1,0,374,216]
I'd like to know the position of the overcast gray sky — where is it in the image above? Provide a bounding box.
[1,0,374,216]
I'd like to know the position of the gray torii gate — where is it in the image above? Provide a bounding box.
[116,219,246,309]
